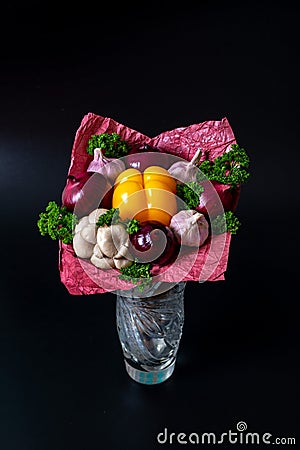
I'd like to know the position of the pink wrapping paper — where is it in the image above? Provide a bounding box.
[59,112,237,295]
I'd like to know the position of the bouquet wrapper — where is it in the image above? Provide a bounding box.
[59,113,238,295]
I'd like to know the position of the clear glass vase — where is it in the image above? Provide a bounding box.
[116,281,186,385]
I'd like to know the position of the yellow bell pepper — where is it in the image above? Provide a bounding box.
[112,166,177,226]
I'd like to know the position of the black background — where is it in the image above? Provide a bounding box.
[1,2,299,449]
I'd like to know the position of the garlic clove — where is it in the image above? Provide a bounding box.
[104,158,126,184]
[110,224,130,253]
[80,223,97,244]
[97,224,132,259]
[73,231,94,259]
[90,254,115,269]
[113,258,133,270]
[87,148,126,184]
[74,216,89,234]
[93,244,103,259]
[168,149,202,184]
[114,242,131,259]
[97,226,117,258]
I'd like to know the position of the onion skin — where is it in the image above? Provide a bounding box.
[154,226,178,266]
[62,172,112,218]
[196,180,241,217]
[213,181,241,212]
[125,145,172,172]
[129,222,178,266]
[61,172,91,211]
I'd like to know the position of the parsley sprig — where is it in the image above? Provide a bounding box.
[198,144,250,187]
[96,208,121,227]
[125,219,141,235]
[211,211,241,235]
[96,207,141,235]
[37,201,77,244]
[119,261,152,291]
[86,132,131,158]
[176,181,204,209]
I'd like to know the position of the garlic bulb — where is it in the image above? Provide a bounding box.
[90,253,115,269]
[168,148,202,183]
[97,226,117,258]
[87,148,126,183]
[96,223,131,259]
[80,223,97,244]
[169,209,209,247]
[73,232,95,259]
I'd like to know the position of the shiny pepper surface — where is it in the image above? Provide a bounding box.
[113,166,177,226]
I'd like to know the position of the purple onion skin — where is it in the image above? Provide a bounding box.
[61,172,90,211]
[61,172,112,218]
[130,224,154,252]
[130,222,178,266]
[125,145,172,172]
[196,180,241,217]
[154,226,179,266]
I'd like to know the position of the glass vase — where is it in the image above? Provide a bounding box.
[116,281,186,385]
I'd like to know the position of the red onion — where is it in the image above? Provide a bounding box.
[61,172,113,218]
[129,222,178,266]
[87,148,126,184]
[213,181,240,212]
[196,180,241,218]
[61,172,91,211]
[124,144,172,172]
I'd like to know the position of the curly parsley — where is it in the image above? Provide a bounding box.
[119,261,152,291]
[198,144,250,187]
[37,201,77,244]
[96,208,120,227]
[86,132,131,158]
[96,208,140,235]
[125,219,141,235]
[176,181,204,209]
[211,211,241,235]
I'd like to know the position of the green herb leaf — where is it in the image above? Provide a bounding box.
[37,201,77,244]
[211,211,241,235]
[176,181,204,209]
[96,208,120,227]
[86,132,131,158]
[198,143,250,187]
[119,261,152,290]
[126,219,141,235]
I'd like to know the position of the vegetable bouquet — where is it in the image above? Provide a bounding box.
[37,113,250,295]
